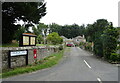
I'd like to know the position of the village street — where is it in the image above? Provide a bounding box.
[3,47,118,82]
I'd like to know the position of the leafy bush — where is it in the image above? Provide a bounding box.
[46,32,63,45]
[117,54,120,61]
[110,53,119,62]
[103,28,119,59]
[85,42,92,51]
[37,35,43,44]
[59,45,63,50]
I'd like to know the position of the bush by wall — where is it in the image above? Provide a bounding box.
[110,53,120,62]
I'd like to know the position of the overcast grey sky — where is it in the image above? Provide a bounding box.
[40,0,119,27]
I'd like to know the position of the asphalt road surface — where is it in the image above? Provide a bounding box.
[3,47,119,82]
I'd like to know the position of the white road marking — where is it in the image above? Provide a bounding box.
[84,60,91,68]
[97,78,102,83]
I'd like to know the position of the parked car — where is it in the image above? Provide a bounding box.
[66,43,74,47]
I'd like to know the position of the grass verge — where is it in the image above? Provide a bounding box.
[2,50,64,78]
[36,44,59,47]
[36,44,45,46]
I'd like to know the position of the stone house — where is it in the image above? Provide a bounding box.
[72,35,86,45]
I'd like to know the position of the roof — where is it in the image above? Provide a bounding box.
[23,33,36,36]
[60,36,67,39]
[74,36,84,39]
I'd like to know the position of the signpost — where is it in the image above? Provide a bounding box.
[8,50,28,68]
[19,33,37,47]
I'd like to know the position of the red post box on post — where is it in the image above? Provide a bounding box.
[33,49,37,59]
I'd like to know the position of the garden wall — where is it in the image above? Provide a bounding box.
[2,46,59,70]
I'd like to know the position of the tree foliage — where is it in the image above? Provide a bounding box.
[13,26,26,41]
[102,25,119,59]
[37,35,43,44]
[49,23,85,38]
[2,2,46,44]
[49,23,61,33]
[85,19,110,57]
[85,19,119,60]
[32,23,48,36]
[46,32,63,45]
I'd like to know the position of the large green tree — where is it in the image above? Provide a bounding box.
[13,26,26,41]
[102,24,119,59]
[93,19,109,56]
[49,23,85,38]
[85,19,110,57]
[46,32,63,45]
[2,2,46,44]
[60,24,85,38]
[49,23,62,33]
[32,23,48,36]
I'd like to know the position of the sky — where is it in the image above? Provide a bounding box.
[40,0,120,27]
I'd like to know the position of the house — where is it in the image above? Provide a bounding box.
[60,36,67,42]
[72,35,86,45]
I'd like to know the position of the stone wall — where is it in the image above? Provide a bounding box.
[2,46,59,70]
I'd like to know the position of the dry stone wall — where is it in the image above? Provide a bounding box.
[2,46,59,70]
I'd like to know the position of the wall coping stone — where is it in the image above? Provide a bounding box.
[2,46,59,50]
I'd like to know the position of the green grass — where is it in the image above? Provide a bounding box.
[36,44,46,46]
[2,43,19,47]
[36,44,59,47]
[2,50,64,78]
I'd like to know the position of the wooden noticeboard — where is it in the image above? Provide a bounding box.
[19,33,36,47]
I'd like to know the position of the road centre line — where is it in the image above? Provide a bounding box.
[97,78,102,83]
[84,60,91,69]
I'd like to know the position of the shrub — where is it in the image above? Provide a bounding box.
[85,42,92,51]
[37,35,43,44]
[102,27,119,60]
[59,45,63,50]
[117,54,120,61]
[110,53,119,62]
[46,32,63,45]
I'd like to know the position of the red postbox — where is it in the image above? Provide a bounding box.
[33,49,37,59]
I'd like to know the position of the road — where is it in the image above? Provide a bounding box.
[3,47,118,82]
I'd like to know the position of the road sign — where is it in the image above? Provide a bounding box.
[8,50,28,68]
[10,50,27,56]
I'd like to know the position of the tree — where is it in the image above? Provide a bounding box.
[85,19,110,57]
[37,35,43,44]
[102,24,119,59]
[13,26,26,41]
[48,23,86,39]
[93,19,110,57]
[2,2,46,44]
[49,23,62,33]
[46,32,63,45]
[85,24,95,42]
[32,26,40,36]
[32,23,48,36]
[32,23,48,44]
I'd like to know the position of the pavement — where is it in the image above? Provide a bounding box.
[2,47,119,82]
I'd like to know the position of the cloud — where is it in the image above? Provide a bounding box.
[41,0,119,27]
